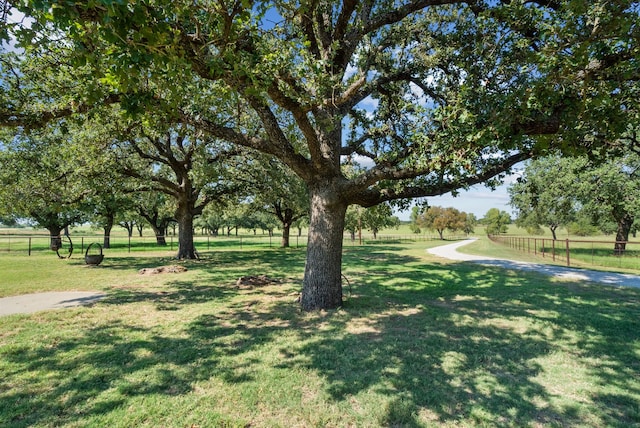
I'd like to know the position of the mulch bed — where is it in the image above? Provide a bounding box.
[235,275,282,289]
[138,265,188,275]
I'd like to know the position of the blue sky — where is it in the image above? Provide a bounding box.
[396,175,520,221]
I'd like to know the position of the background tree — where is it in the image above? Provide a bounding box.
[250,211,279,237]
[4,1,639,309]
[0,126,89,250]
[0,215,18,227]
[463,213,477,236]
[356,204,400,239]
[195,205,225,236]
[221,203,248,236]
[409,206,423,234]
[484,208,511,235]
[117,210,146,238]
[134,191,174,246]
[344,206,362,242]
[292,216,308,239]
[577,154,640,253]
[85,185,131,249]
[508,157,584,240]
[345,204,400,240]
[418,206,468,240]
[567,213,600,237]
[83,170,139,248]
[115,122,245,259]
[511,153,640,252]
[249,157,309,247]
[360,203,401,239]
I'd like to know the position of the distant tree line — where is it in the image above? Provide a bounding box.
[509,153,640,253]
[0,137,401,252]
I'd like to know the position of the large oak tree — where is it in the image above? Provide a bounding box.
[508,156,583,240]
[511,154,640,253]
[113,121,246,259]
[3,1,639,310]
[0,126,89,250]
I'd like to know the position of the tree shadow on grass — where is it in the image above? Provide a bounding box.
[80,248,308,284]
[98,280,238,310]
[297,253,640,426]
[1,245,639,427]
[0,287,299,427]
[85,255,203,272]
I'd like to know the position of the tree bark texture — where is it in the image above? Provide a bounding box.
[103,219,113,249]
[48,226,63,251]
[282,222,291,248]
[148,225,167,246]
[301,186,347,311]
[176,205,197,259]
[614,213,634,254]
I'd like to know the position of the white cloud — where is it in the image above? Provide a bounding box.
[343,63,358,82]
[341,154,375,170]
[2,8,32,53]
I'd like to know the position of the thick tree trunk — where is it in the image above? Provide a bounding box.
[437,229,444,240]
[301,187,347,311]
[149,225,167,245]
[156,232,167,245]
[103,217,114,249]
[176,206,197,259]
[550,225,558,241]
[139,212,168,245]
[282,222,291,247]
[275,204,296,248]
[48,226,63,250]
[614,214,633,255]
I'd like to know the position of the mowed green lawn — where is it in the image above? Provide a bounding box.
[1,240,639,427]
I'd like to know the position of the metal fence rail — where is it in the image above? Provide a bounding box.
[488,235,640,270]
[0,233,469,256]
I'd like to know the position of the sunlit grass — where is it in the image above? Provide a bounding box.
[1,241,639,427]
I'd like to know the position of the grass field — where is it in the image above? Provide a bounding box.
[0,224,454,256]
[3,223,638,273]
[1,239,639,427]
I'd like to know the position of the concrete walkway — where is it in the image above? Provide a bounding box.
[428,239,640,288]
[0,291,106,316]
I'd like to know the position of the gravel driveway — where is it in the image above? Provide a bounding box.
[0,291,106,316]
[428,239,640,288]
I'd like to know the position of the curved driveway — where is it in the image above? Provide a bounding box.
[428,239,640,288]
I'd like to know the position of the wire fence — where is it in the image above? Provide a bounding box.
[488,235,640,271]
[0,232,469,256]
